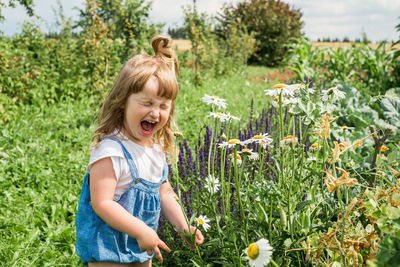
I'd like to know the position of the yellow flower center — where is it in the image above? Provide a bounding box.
[297,84,305,89]
[230,153,242,160]
[212,95,220,99]
[273,83,287,89]
[247,243,259,260]
[253,135,264,140]
[242,148,251,152]
[197,218,204,225]
[216,112,224,116]
[311,143,319,147]
[339,126,348,129]
[228,138,240,144]
[284,135,296,140]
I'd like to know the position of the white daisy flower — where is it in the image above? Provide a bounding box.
[242,133,273,146]
[204,175,220,194]
[239,148,259,161]
[265,83,297,97]
[201,94,227,109]
[208,112,240,122]
[307,156,317,162]
[196,215,211,232]
[271,95,299,108]
[280,135,298,148]
[244,238,273,267]
[321,87,346,102]
[229,153,242,165]
[219,138,242,148]
[295,83,315,95]
[309,142,322,152]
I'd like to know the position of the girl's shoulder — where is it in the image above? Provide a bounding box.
[91,138,125,160]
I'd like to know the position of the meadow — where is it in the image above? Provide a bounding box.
[1,7,400,266]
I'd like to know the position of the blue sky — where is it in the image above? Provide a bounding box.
[1,0,399,42]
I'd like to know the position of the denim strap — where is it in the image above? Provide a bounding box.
[102,137,139,180]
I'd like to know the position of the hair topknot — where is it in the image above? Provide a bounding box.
[151,35,179,76]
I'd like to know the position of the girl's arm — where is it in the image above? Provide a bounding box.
[160,181,204,246]
[90,157,170,262]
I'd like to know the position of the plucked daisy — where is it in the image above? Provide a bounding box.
[204,175,220,194]
[244,238,273,267]
[239,148,259,161]
[242,133,273,146]
[321,87,346,102]
[201,94,227,109]
[196,215,211,232]
[265,83,297,97]
[219,138,242,148]
[208,112,240,122]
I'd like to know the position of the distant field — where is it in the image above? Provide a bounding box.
[172,39,400,51]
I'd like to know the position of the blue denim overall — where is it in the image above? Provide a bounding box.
[76,137,167,264]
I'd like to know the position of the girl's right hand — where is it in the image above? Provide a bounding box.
[136,226,171,263]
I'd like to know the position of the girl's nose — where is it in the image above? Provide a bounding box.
[150,107,160,120]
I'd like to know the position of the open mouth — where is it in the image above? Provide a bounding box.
[140,120,157,135]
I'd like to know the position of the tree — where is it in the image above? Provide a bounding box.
[216,0,304,66]
[0,0,34,20]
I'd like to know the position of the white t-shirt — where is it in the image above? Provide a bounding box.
[87,132,167,201]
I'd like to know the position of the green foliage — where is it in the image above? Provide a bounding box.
[217,0,304,66]
[76,0,159,60]
[182,2,256,85]
[285,38,399,97]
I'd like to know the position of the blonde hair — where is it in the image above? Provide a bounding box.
[92,36,179,154]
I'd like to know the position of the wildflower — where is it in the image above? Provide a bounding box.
[174,131,183,137]
[196,215,211,232]
[229,153,242,165]
[265,83,296,97]
[219,138,242,148]
[320,115,331,140]
[329,141,341,164]
[306,156,317,162]
[389,166,400,177]
[380,145,389,152]
[309,142,322,151]
[321,86,346,102]
[280,135,298,148]
[204,175,220,194]
[353,139,363,149]
[338,142,348,151]
[325,167,358,193]
[242,133,273,146]
[337,125,353,133]
[271,95,299,108]
[208,112,239,122]
[239,148,259,161]
[244,238,273,267]
[201,94,227,109]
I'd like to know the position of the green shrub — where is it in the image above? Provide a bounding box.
[217,0,303,66]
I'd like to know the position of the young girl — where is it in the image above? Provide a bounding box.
[76,36,204,266]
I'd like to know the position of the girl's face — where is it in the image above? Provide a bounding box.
[123,76,172,147]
